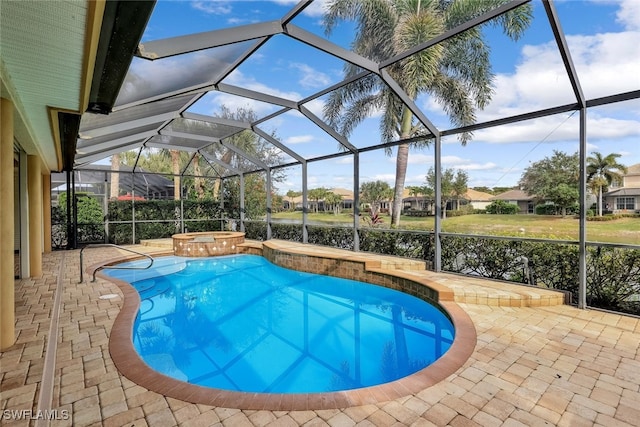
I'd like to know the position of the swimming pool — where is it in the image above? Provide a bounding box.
[105,254,455,394]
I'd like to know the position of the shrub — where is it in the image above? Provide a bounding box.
[486,200,518,214]
[307,225,354,250]
[404,210,431,217]
[271,223,303,242]
[535,204,557,215]
[243,221,267,241]
[586,246,640,314]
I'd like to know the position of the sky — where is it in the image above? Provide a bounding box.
[129,0,640,195]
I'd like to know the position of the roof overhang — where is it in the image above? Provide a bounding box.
[0,0,154,172]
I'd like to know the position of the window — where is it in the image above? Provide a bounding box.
[616,197,635,210]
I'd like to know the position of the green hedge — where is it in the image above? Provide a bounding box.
[440,235,640,315]
[359,229,432,260]
[264,226,640,316]
[243,221,267,241]
[271,223,303,242]
[105,200,224,244]
[307,225,354,250]
[404,210,432,217]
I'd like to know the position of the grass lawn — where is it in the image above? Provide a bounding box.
[271,211,640,245]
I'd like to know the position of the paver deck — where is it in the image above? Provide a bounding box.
[1,243,639,426]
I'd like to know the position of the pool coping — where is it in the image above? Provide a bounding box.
[93,247,477,410]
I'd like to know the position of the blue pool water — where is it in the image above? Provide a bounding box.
[105,255,455,393]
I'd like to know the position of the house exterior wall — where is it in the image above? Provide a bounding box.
[504,200,532,214]
[623,175,640,187]
[470,201,491,210]
[604,195,639,213]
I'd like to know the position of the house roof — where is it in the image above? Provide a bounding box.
[330,188,355,199]
[491,189,533,201]
[625,163,640,175]
[604,187,640,197]
[464,189,494,201]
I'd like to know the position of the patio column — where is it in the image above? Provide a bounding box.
[302,162,308,243]
[43,173,52,252]
[28,155,43,277]
[353,152,360,251]
[1,97,16,350]
[434,134,442,272]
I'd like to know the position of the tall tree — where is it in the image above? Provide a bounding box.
[426,167,468,219]
[192,152,206,199]
[519,150,580,216]
[170,150,181,200]
[324,0,532,227]
[209,106,284,199]
[360,180,394,216]
[587,152,627,216]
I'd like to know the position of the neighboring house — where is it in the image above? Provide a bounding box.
[331,188,355,210]
[402,187,433,213]
[402,188,493,213]
[403,196,431,211]
[462,189,494,210]
[491,189,535,214]
[51,165,175,205]
[283,188,354,211]
[603,163,640,213]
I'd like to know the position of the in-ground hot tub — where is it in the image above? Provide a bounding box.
[172,231,245,257]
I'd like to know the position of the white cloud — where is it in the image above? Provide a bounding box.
[270,0,329,17]
[291,63,332,89]
[406,153,434,164]
[404,174,428,187]
[473,113,640,144]
[441,155,467,165]
[227,17,260,25]
[457,162,498,171]
[335,157,353,164]
[208,92,276,117]
[478,29,640,122]
[616,0,640,30]
[436,155,499,171]
[285,135,314,144]
[372,173,395,182]
[225,69,302,101]
[420,4,640,145]
[302,98,326,118]
[191,1,232,15]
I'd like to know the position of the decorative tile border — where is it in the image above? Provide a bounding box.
[94,245,476,410]
[172,231,245,257]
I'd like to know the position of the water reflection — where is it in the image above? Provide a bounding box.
[130,255,454,393]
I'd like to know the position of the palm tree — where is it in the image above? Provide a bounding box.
[587,152,627,216]
[110,153,120,199]
[324,192,344,215]
[192,152,205,199]
[308,188,329,213]
[324,0,532,227]
[170,150,182,200]
[286,190,301,211]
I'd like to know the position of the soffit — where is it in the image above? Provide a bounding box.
[0,0,88,171]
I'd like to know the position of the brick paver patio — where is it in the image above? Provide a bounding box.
[1,245,639,426]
